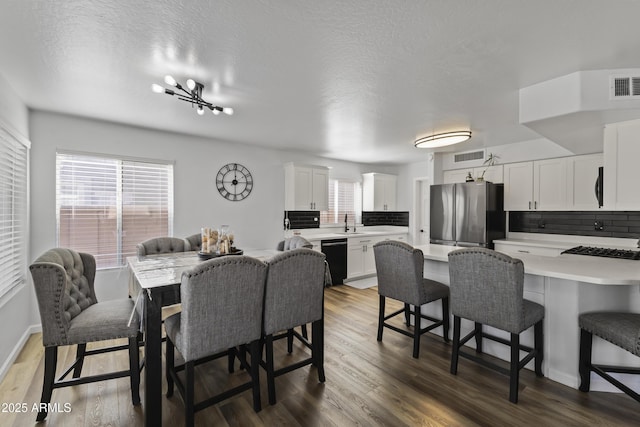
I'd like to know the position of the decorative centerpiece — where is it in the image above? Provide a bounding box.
[198,226,242,259]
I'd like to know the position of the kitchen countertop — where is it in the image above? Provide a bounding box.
[292,226,409,241]
[415,243,640,286]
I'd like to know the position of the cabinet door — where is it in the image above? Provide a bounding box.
[347,245,364,279]
[604,120,640,210]
[567,154,603,210]
[312,168,329,211]
[382,175,397,210]
[534,158,567,210]
[293,167,313,210]
[373,176,387,211]
[363,244,377,275]
[504,162,534,211]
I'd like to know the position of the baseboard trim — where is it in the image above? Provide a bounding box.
[0,324,42,384]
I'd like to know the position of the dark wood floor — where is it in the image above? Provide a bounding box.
[1,284,638,426]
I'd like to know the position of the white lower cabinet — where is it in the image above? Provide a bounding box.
[347,233,408,280]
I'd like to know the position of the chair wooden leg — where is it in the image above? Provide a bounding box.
[185,361,195,427]
[228,347,236,373]
[534,320,544,377]
[509,333,520,404]
[166,337,175,398]
[287,329,294,354]
[450,316,461,375]
[579,329,593,392]
[404,303,411,326]
[73,343,86,378]
[128,336,141,405]
[313,318,326,383]
[265,334,277,405]
[474,322,483,353]
[413,304,421,358]
[377,295,385,342]
[37,346,58,422]
[249,340,262,412]
[442,297,450,343]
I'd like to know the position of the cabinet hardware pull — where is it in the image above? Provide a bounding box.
[534,201,537,209]
[529,201,531,209]
[517,250,530,253]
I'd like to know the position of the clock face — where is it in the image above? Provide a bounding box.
[216,163,253,201]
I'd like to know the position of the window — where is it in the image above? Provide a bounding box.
[321,179,362,225]
[0,126,29,299]
[56,152,173,269]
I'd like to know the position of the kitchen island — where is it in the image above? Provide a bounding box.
[414,243,640,393]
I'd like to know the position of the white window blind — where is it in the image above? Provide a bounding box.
[321,179,362,225]
[0,126,29,299]
[56,152,173,269]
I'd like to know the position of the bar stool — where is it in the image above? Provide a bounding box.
[448,247,544,403]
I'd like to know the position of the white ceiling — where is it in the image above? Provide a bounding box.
[1,0,640,164]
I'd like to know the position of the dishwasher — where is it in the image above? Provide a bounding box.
[321,238,347,285]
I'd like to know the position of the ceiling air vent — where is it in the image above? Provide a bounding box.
[610,75,640,99]
[454,150,484,163]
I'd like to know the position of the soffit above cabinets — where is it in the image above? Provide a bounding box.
[519,69,640,155]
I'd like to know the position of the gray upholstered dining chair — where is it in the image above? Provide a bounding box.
[184,233,202,252]
[578,311,640,402]
[373,240,450,358]
[276,235,315,341]
[448,247,544,403]
[136,236,188,256]
[276,235,313,251]
[165,256,268,427]
[262,248,327,405]
[29,248,141,422]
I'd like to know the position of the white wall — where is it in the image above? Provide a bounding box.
[28,110,396,300]
[0,73,34,381]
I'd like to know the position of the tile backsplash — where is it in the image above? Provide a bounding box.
[284,211,320,229]
[362,211,409,227]
[509,211,640,238]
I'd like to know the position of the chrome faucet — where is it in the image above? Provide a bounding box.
[344,213,349,233]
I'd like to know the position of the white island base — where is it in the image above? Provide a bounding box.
[415,244,640,394]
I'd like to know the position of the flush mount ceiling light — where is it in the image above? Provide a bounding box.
[151,75,234,116]
[414,130,472,148]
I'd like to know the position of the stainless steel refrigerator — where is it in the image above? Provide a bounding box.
[430,182,505,248]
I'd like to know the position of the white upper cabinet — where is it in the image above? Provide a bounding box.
[284,164,329,211]
[443,169,472,184]
[534,158,567,210]
[604,119,640,210]
[567,153,603,210]
[504,159,567,210]
[362,173,397,211]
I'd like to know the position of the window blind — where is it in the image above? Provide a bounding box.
[0,126,29,299]
[56,153,173,269]
[321,179,362,225]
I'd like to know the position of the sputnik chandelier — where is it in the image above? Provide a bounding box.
[151,75,234,116]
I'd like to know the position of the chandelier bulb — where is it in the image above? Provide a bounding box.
[151,84,164,93]
[223,107,234,115]
[164,75,177,87]
[197,105,205,115]
[186,79,196,91]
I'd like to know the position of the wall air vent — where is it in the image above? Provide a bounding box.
[610,75,640,99]
[453,150,484,163]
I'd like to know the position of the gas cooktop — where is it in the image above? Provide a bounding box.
[561,246,640,260]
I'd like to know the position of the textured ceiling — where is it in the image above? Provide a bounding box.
[1,0,640,164]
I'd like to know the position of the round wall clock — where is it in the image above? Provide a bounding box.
[216,163,253,201]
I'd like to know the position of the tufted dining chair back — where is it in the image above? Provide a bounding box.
[29,248,141,421]
[136,236,188,257]
[276,236,313,251]
[185,233,202,252]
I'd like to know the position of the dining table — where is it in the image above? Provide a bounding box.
[127,249,279,427]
